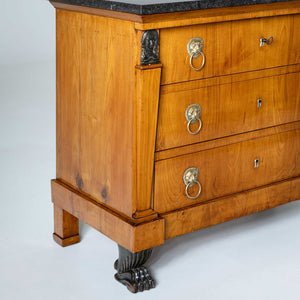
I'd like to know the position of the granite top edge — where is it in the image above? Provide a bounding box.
[50,0,295,15]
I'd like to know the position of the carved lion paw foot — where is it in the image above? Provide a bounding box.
[114,265,155,293]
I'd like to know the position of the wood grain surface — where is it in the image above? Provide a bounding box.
[52,180,165,252]
[56,10,136,217]
[163,176,300,239]
[155,121,300,161]
[53,205,80,247]
[156,71,300,150]
[154,129,300,213]
[160,14,300,84]
[134,66,162,214]
[160,64,300,94]
[53,4,300,251]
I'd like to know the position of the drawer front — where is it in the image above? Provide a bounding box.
[156,72,300,151]
[160,15,300,84]
[154,129,300,213]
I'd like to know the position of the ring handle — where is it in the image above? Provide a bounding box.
[183,167,202,200]
[185,181,202,200]
[187,118,202,135]
[190,52,206,71]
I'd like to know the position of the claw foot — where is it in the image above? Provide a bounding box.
[114,265,155,293]
[114,245,155,293]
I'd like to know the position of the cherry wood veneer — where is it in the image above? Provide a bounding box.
[157,71,300,150]
[52,1,300,251]
[56,10,136,218]
[164,176,300,239]
[51,0,300,292]
[52,180,165,252]
[155,129,300,213]
[160,14,300,84]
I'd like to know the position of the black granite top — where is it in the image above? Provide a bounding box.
[51,0,295,15]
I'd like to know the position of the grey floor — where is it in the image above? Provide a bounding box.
[0,61,300,300]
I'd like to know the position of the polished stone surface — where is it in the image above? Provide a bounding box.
[51,0,294,15]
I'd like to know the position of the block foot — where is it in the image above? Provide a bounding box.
[53,205,80,247]
[53,233,80,247]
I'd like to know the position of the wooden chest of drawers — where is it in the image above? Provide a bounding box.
[50,0,300,293]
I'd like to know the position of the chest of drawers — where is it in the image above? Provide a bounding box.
[50,0,300,293]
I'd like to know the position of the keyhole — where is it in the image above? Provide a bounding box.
[254,158,260,168]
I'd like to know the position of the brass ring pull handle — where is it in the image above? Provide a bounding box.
[185,104,202,135]
[183,167,202,200]
[185,181,202,200]
[187,118,202,135]
[189,52,206,71]
[260,36,273,47]
[187,37,206,71]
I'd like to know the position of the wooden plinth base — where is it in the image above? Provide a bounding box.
[53,233,80,247]
[51,179,165,253]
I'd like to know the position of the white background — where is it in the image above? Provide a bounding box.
[0,0,55,65]
[0,1,300,299]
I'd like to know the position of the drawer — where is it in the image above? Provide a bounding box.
[154,129,300,213]
[156,71,300,151]
[160,15,300,84]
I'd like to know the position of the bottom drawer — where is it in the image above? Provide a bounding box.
[154,129,300,213]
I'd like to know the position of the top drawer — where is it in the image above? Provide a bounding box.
[160,15,300,84]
